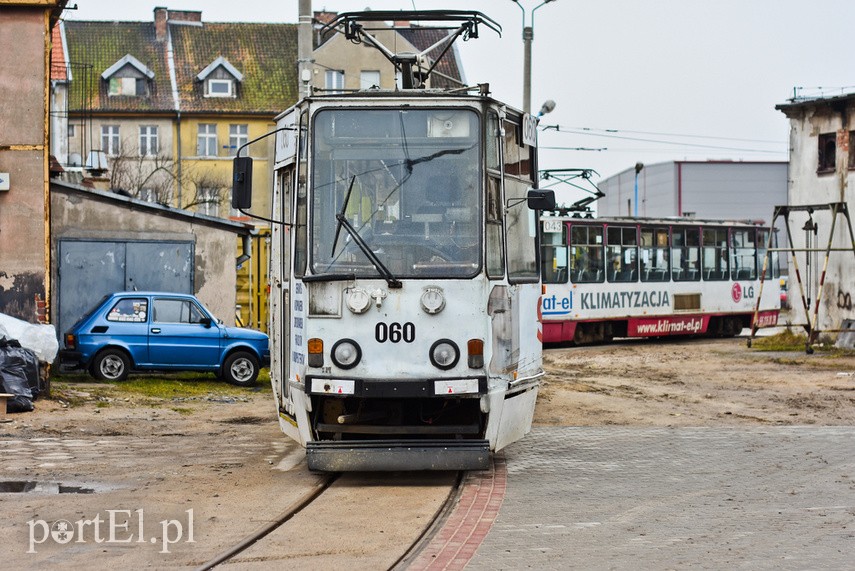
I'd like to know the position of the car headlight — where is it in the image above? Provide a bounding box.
[331,339,361,369]
[429,339,459,370]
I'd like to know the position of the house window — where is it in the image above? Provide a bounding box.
[108,77,141,96]
[101,125,120,156]
[68,124,75,138]
[197,124,217,157]
[360,70,380,89]
[818,132,836,173]
[139,188,156,203]
[139,125,159,156]
[205,78,233,97]
[229,124,248,156]
[849,131,855,170]
[325,70,344,93]
[198,187,220,217]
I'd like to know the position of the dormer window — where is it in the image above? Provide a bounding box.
[102,54,154,98]
[197,56,242,99]
[109,77,145,96]
[206,78,234,97]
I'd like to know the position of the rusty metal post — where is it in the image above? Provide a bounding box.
[805,204,841,352]
[748,210,779,347]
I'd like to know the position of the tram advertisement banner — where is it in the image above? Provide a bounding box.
[628,315,709,337]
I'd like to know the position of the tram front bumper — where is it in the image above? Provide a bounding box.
[306,439,490,472]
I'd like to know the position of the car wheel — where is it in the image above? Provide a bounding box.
[92,348,130,382]
[223,351,259,386]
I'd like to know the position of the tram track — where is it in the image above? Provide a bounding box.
[194,470,466,570]
[195,474,339,571]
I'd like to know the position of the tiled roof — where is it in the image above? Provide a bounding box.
[170,22,298,114]
[63,19,298,116]
[65,21,172,112]
[50,22,67,82]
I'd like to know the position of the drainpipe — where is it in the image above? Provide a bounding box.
[176,111,182,205]
[839,106,849,203]
[43,10,51,325]
[166,14,182,206]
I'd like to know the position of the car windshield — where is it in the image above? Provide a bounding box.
[310,108,482,279]
[152,298,209,324]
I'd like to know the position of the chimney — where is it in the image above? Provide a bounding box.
[154,7,168,42]
[168,10,202,24]
[394,20,411,28]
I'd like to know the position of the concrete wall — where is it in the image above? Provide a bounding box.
[50,182,249,324]
[779,98,855,333]
[598,161,787,224]
[598,163,677,217]
[0,5,53,322]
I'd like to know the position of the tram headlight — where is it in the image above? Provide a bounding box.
[346,288,371,314]
[429,339,459,370]
[420,286,446,314]
[331,339,361,369]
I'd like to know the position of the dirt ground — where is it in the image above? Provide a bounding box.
[4,333,855,567]
[537,335,855,427]
[12,331,855,440]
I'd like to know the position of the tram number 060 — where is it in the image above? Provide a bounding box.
[375,322,415,343]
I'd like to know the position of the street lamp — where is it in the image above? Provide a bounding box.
[633,162,644,217]
[511,0,557,114]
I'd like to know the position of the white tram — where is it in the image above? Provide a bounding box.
[232,12,554,471]
[540,216,781,344]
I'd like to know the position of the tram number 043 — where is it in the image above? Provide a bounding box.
[375,322,415,343]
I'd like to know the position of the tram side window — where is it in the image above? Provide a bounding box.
[503,119,538,283]
[294,112,308,277]
[730,228,757,281]
[569,225,603,283]
[541,221,568,283]
[640,227,669,282]
[486,176,505,278]
[702,228,729,281]
[607,226,638,282]
[672,227,700,281]
[486,113,504,279]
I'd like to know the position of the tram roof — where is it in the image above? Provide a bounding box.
[545,214,769,228]
[277,88,525,120]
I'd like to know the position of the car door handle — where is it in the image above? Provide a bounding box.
[151,328,161,334]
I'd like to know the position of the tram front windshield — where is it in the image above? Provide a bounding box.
[311,108,481,279]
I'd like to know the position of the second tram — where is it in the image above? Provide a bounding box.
[540,216,781,344]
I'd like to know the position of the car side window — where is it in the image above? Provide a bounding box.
[106,298,148,322]
[153,299,206,324]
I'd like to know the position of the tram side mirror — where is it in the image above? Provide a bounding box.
[232,156,253,209]
[527,189,556,211]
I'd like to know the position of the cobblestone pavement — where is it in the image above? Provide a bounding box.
[466,426,855,571]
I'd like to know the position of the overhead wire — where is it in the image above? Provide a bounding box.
[538,124,788,154]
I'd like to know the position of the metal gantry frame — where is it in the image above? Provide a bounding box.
[749,202,855,353]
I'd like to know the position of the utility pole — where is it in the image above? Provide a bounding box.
[298,0,313,97]
[512,0,557,114]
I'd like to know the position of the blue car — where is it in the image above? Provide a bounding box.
[59,292,270,386]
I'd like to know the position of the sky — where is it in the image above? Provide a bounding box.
[62,0,855,206]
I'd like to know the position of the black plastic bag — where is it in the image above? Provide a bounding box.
[0,338,41,413]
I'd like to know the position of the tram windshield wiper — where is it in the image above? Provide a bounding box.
[332,175,402,289]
